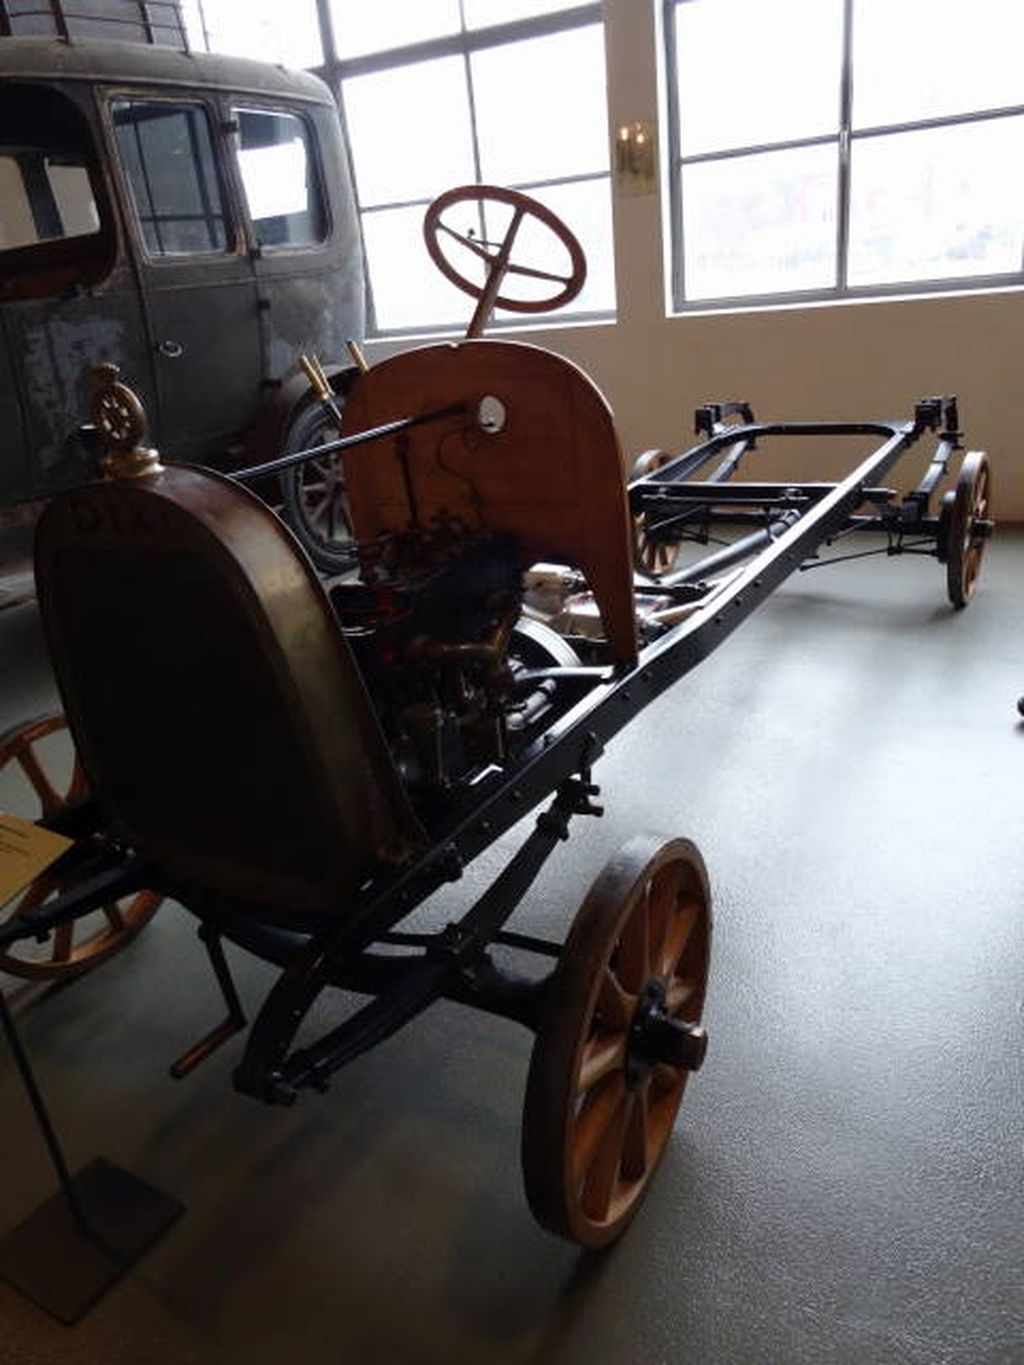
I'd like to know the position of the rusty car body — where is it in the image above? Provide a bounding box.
[0,2,363,563]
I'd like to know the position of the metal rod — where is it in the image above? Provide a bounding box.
[640,481,835,504]
[232,403,467,484]
[0,991,90,1237]
[660,512,800,586]
[0,858,149,950]
[168,928,247,1079]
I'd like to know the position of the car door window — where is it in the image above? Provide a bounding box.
[111,98,229,255]
[0,83,112,299]
[235,108,326,249]
[0,153,98,250]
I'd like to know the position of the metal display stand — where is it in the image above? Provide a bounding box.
[0,990,183,1324]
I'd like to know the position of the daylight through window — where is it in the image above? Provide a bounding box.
[665,0,1024,309]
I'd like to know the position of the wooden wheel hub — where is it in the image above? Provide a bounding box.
[628,979,708,1079]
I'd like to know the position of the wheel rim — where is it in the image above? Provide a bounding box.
[522,834,711,1247]
[0,714,161,980]
[946,451,991,608]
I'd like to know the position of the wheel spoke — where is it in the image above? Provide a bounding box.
[103,902,125,932]
[571,1072,626,1185]
[581,1089,633,1222]
[596,965,635,1032]
[52,922,73,963]
[658,901,701,980]
[16,747,63,817]
[503,259,573,286]
[9,873,51,919]
[578,1030,628,1095]
[621,1080,651,1181]
[666,975,699,1013]
[646,870,673,979]
[651,1062,685,1095]
[615,890,649,993]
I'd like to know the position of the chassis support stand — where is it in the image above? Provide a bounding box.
[0,990,183,1324]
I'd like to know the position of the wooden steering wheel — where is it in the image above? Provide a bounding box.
[423,184,587,337]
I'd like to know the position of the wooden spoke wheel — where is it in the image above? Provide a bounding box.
[943,451,992,609]
[0,714,161,980]
[522,834,711,1248]
[631,450,681,577]
[279,397,358,575]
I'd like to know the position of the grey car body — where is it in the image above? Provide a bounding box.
[0,34,364,526]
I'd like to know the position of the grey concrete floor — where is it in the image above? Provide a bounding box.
[1,536,1022,1365]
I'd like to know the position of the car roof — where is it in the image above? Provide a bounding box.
[0,36,334,105]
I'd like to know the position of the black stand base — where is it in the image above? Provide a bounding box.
[0,1157,184,1324]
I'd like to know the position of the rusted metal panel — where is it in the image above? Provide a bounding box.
[0,35,336,102]
[0,1,188,47]
[6,288,153,492]
[35,462,425,920]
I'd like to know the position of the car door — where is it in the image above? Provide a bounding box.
[106,91,262,465]
[0,79,151,503]
[231,99,364,380]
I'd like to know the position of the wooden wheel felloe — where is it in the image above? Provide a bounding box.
[943,450,992,609]
[631,450,681,577]
[0,714,161,980]
[522,834,711,1248]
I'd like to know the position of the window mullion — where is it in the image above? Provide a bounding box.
[835,0,855,291]
[458,0,485,248]
[663,0,685,309]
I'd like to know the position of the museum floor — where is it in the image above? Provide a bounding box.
[1,535,1021,1365]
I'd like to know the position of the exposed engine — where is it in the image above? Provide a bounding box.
[329,522,710,802]
[330,517,572,798]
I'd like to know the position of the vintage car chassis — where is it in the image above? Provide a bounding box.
[0,377,993,1251]
[2,392,988,1068]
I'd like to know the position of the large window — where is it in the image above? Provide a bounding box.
[185,0,612,334]
[666,0,1024,309]
[182,0,323,70]
[333,0,614,333]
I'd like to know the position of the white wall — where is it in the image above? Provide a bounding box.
[367,0,1024,517]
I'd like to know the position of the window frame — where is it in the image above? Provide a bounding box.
[0,81,116,301]
[105,91,236,262]
[314,1,612,336]
[230,102,331,256]
[663,0,1024,313]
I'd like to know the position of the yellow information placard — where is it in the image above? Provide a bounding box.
[0,812,73,906]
